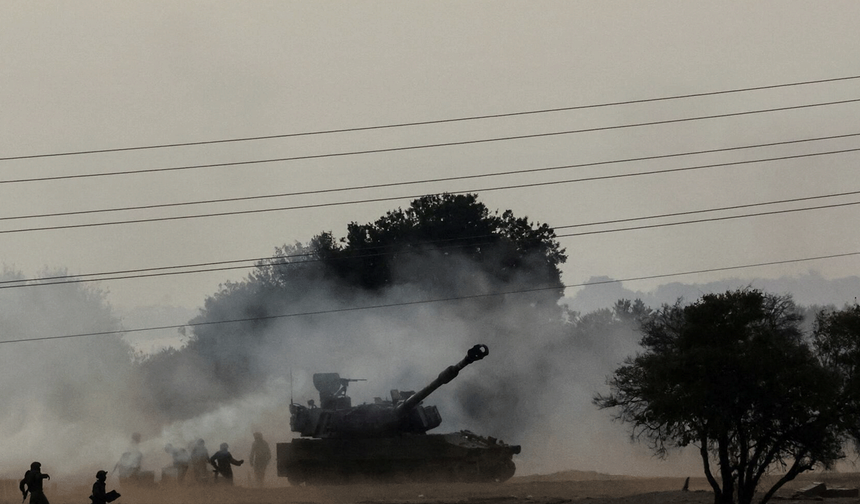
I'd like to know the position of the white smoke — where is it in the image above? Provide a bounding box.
[0,268,152,481]
[1,253,707,486]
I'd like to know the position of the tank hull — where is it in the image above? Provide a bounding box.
[277,430,519,485]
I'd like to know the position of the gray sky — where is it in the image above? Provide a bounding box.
[3,3,860,314]
[4,2,860,479]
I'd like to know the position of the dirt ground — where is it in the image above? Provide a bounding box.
[14,471,860,504]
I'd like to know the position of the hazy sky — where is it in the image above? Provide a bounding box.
[5,3,860,481]
[3,3,860,320]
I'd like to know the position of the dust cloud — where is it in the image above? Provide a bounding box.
[0,247,703,489]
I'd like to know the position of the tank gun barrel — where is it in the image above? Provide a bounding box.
[395,344,489,417]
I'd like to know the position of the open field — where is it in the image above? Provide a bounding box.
[5,471,859,504]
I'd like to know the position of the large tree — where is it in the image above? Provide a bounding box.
[594,289,846,504]
[812,304,860,448]
[313,193,565,297]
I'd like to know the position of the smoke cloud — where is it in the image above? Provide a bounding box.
[133,246,702,477]
[1,247,708,487]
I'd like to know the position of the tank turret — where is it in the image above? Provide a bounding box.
[289,344,488,438]
[278,344,520,484]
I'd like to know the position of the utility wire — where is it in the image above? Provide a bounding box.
[4,249,860,344]
[3,144,860,235]
[5,131,860,222]
[555,188,860,230]
[3,97,860,184]
[2,74,859,163]
[557,199,860,238]
[4,187,860,289]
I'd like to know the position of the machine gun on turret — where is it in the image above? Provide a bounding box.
[309,374,366,410]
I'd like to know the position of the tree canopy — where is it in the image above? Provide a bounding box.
[813,304,860,449]
[594,289,850,504]
[310,193,565,294]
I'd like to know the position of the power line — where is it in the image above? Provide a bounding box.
[4,249,860,345]
[4,187,860,290]
[0,239,490,288]
[555,189,860,230]
[5,131,860,222]
[4,144,860,235]
[4,74,859,163]
[557,198,860,238]
[0,256,276,287]
[4,97,860,184]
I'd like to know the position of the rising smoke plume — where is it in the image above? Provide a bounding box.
[1,217,708,484]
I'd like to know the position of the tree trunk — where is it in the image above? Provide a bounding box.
[755,456,810,504]
[717,432,735,504]
[737,480,756,504]
[700,438,724,503]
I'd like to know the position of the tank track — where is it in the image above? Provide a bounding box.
[277,431,519,485]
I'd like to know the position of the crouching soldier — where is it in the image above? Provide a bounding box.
[90,471,120,504]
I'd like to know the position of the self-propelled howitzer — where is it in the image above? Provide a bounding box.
[277,344,521,484]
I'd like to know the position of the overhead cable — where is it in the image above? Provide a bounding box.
[556,199,860,238]
[4,249,860,344]
[3,144,860,234]
[4,131,860,221]
[3,98,860,184]
[3,74,860,163]
[4,187,860,289]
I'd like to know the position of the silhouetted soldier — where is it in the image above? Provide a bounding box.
[248,432,271,487]
[209,443,243,485]
[189,439,210,484]
[20,462,50,504]
[114,433,143,487]
[163,444,190,483]
[89,471,120,504]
